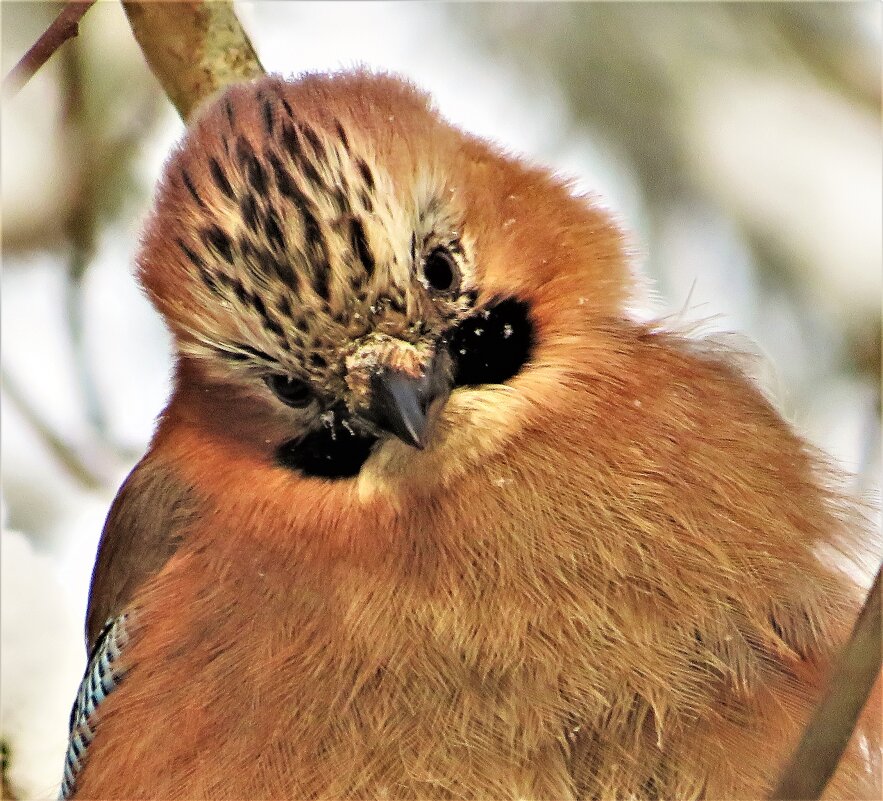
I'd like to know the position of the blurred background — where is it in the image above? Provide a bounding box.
[1,2,880,797]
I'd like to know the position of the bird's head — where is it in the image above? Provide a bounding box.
[139,73,629,485]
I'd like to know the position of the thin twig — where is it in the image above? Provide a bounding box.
[3,0,97,98]
[0,368,104,491]
[771,566,883,800]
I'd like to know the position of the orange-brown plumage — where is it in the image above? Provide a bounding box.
[66,72,879,799]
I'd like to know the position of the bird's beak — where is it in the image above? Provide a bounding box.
[368,352,452,450]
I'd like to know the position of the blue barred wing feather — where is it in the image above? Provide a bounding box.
[60,615,129,799]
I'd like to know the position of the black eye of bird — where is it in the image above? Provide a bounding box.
[264,374,313,408]
[422,247,460,294]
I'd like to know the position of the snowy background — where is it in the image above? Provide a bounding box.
[2,3,880,797]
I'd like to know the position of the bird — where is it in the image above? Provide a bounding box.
[61,71,879,800]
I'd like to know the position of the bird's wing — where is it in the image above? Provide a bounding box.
[85,456,197,649]
[60,456,196,798]
[60,615,129,799]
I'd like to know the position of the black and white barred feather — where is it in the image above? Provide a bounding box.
[60,615,129,800]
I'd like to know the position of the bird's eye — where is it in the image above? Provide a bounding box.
[422,247,460,294]
[264,374,313,408]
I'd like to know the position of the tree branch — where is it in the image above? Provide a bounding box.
[771,565,883,800]
[121,0,265,121]
[56,32,110,441]
[0,368,104,492]
[3,0,97,98]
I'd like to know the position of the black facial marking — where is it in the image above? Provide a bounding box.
[265,317,287,340]
[330,186,348,214]
[309,352,328,368]
[237,137,267,195]
[359,190,374,214]
[335,121,350,151]
[349,217,375,276]
[238,236,259,263]
[246,291,287,340]
[224,97,235,126]
[178,238,221,295]
[281,98,293,117]
[312,267,330,302]
[299,153,324,190]
[300,198,330,303]
[280,124,324,191]
[276,294,293,317]
[230,278,250,305]
[250,292,269,319]
[278,123,325,191]
[281,122,302,160]
[177,238,204,269]
[270,259,299,293]
[267,150,297,199]
[181,170,205,209]
[263,212,286,251]
[248,158,268,195]
[448,298,534,386]
[230,342,277,363]
[261,99,274,134]
[302,207,324,253]
[209,157,234,199]
[276,419,377,479]
[357,158,375,191]
[240,194,259,232]
[301,125,323,158]
[202,226,234,264]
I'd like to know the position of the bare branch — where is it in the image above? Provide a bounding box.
[121,0,265,121]
[2,0,97,98]
[771,566,883,800]
[55,33,109,441]
[0,368,104,492]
